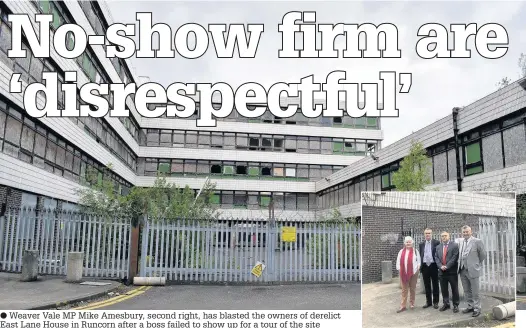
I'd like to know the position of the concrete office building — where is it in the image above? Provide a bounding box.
[0,1,382,220]
[1,1,524,222]
[316,77,526,218]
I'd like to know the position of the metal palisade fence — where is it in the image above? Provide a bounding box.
[411,217,515,298]
[0,207,131,279]
[139,218,361,283]
[477,217,515,298]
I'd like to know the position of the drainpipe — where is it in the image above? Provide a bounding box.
[452,107,462,191]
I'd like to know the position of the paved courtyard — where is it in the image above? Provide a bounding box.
[363,281,503,328]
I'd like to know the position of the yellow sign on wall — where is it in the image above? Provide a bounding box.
[251,261,266,277]
[281,227,297,242]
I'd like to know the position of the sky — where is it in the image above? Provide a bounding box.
[106,1,526,147]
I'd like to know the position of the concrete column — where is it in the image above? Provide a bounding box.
[21,250,39,282]
[517,267,526,293]
[381,261,392,284]
[66,252,83,283]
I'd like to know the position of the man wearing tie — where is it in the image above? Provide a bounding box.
[458,225,487,317]
[419,228,440,309]
[435,231,460,313]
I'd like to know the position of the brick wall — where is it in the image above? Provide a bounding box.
[0,185,22,211]
[362,206,483,284]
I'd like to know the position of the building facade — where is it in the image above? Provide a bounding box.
[1,1,525,222]
[316,77,526,218]
[0,1,382,220]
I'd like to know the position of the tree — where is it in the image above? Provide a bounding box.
[76,163,131,219]
[126,176,218,221]
[391,140,432,191]
[496,52,526,89]
[76,163,219,223]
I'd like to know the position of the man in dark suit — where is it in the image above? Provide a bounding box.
[419,228,440,309]
[435,231,460,313]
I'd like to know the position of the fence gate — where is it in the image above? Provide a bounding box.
[139,218,361,283]
[0,207,131,279]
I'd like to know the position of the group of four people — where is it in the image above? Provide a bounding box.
[395,226,486,317]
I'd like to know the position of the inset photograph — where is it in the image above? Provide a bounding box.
[361,191,516,328]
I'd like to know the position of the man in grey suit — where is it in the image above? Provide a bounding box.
[458,225,487,317]
[435,231,460,313]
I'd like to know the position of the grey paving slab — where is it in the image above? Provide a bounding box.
[363,281,503,328]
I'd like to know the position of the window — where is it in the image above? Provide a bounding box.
[261,166,271,177]
[211,132,223,147]
[236,165,247,175]
[249,137,259,147]
[367,117,378,129]
[355,117,366,128]
[222,191,234,208]
[236,134,248,149]
[285,167,296,178]
[234,192,247,208]
[274,137,284,150]
[247,192,259,209]
[285,136,297,151]
[355,142,366,155]
[248,166,259,176]
[274,166,284,177]
[285,193,297,210]
[145,159,158,176]
[184,160,197,174]
[146,130,159,146]
[224,133,235,148]
[380,163,398,190]
[321,138,332,154]
[367,143,376,155]
[262,136,272,148]
[186,131,198,146]
[160,130,172,147]
[173,131,185,147]
[158,161,170,174]
[310,165,321,180]
[198,132,210,147]
[197,161,209,174]
[171,160,184,175]
[297,194,309,210]
[223,165,234,175]
[210,193,220,205]
[297,137,309,153]
[211,164,222,174]
[344,141,355,154]
[333,140,344,153]
[260,194,271,207]
[309,137,321,153]
[297,165,309,179]
[381,173,390,189]
[465,142,483,175]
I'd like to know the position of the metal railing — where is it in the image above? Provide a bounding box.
[0,207,131,279]
[140,218,361,283]
[410,217,515,298]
